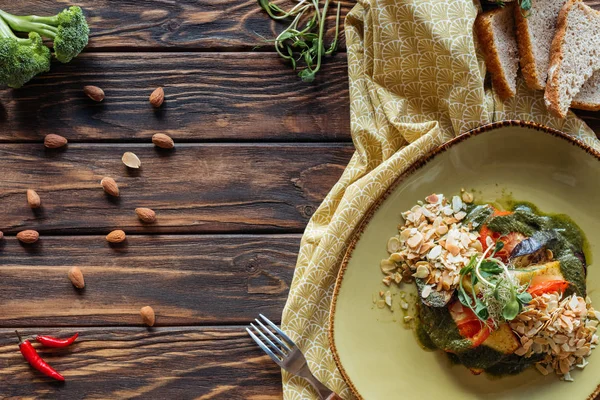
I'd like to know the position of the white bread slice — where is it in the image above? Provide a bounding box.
[515,0,567,90]
[476,4,519,99]
[545,0,600,118]
[572,71,600,111]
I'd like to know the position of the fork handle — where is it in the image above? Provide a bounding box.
[302,370,342,400]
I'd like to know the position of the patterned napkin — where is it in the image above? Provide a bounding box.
[281,0,600,398]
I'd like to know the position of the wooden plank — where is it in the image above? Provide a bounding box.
[0,327,282,399]
[4,0,351,52]
[0,235,297,327]
[0,53,350,142]
[0,143,352,235]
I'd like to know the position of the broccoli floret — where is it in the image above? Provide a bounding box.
[0,16,50,88]
[0,6,89,63]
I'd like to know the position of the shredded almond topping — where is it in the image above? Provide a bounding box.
[510,292,599,380]
[381,193,480,299]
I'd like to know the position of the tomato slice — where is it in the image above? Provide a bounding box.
[448,301,491,348]
[492,210,513,217]
[478,210,525,262]
[528,280,570,297]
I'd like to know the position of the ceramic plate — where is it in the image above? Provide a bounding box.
[329,121,600,400]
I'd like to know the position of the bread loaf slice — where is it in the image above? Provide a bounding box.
[545,0,600,118]
[476,4,519,99]
[572,71,600,111]
[515,0,567,90]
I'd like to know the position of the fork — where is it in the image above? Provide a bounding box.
[247,314,341,400]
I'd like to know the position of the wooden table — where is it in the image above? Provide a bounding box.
[1,1,600,398]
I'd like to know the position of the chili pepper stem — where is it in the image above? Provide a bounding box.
[15,330,23,344]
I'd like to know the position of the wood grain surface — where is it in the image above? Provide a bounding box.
[0,143,352,234]
[0,235,298,327]
[0,53,350,143]
[0,327,284,399]
[4,0,351,52]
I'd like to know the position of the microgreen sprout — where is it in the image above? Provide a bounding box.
[458,240,532,328]
[257,0,341,82]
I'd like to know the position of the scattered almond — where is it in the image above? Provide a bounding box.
[26,189,41,208]
[83,85,105,102]
[17,230,39,244]
[44,134,68,149]
[140,306,155,326]
[122,152,141,169]
[68,266,85,289]
[149,87,164,108]
[0,231,3,240]
[101,177,119,197]
[152,133,174,149]
[461,191,474,203]
[106,229,126,243]
[135,208,156,223]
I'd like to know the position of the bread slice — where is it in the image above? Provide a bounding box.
[572,71,600,111]
[545,0,600,118]
[515,0,567,90]
[476,4,519,99]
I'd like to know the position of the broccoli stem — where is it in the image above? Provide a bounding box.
[0,15,30,43]
[0,10,57,39]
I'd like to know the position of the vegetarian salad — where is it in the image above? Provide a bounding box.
[380,192,599,381]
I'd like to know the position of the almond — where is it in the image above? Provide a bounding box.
[0,231,3,240]
[122,152,141,169]
[135,208,156,223]
[140,306,155,326]
[152,133,174,149]
[101,177,119,197]
[26,189,41,208]
[68,266,85,289]
[106,229,126,243]
[44,134,68,149]
[149,87,164,108]
[17,230,39,244]
[84,85,105,102]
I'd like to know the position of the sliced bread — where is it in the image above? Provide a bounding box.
[572,71,600,111]
[545,0,600,118]
[476,4,519,99]
[515,0,567,90]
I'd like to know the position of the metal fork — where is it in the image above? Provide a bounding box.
[247,314,340,400]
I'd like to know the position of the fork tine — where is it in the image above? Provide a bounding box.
[250,323,287,357]
[246,328,283,366]
[255,318,292,352]
[259,314,295,347]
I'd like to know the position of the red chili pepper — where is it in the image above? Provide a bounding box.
[16,331,65,381]
[36,332,79,348]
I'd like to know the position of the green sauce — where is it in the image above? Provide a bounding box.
[418,304,472,353]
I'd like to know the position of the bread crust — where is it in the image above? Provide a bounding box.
[571,100,600,111]
[545,0,598,118]
[515,6,544,90]
[475,5,516,100]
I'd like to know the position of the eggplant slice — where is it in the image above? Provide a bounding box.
[509,231,558,268]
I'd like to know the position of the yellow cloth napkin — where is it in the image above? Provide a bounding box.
[281,1,600,398]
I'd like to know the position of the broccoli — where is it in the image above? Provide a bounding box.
[0,6,89,63]
[0,15,50,88]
